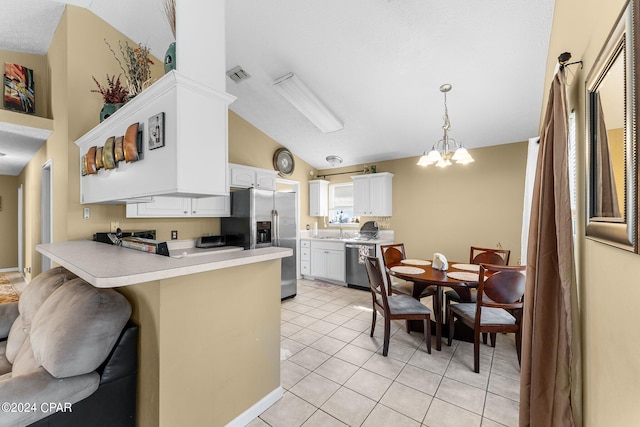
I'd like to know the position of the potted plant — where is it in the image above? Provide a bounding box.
[91,74,129,122]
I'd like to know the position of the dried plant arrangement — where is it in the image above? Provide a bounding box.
[163,0,176,38]
[104,39,154,98]
[91,74,129,104]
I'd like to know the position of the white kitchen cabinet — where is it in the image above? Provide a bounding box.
[190,196,230,216]
[75,71,235,204]
[126,195,229,218]
[351,172,393,216]
[310,241,345,283]
[300,239,311,276]
[229,163,277,190]
[309,180,329,217]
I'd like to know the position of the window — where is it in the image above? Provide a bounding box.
[328,183,356,225]
[568,110,577,235]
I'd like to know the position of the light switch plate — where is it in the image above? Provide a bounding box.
[83,208,90,219]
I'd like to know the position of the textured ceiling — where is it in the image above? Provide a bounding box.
[0,0,555,174]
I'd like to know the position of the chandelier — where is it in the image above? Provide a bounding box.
[417,84,474,167]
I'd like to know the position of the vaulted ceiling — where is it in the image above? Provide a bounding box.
[0,0,555,173]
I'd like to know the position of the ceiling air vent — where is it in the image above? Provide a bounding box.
[226,66,252,83]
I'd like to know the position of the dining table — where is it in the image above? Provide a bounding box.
[388,259,482,351]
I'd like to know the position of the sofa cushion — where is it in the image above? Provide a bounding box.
[18,267,73,332]
[11,338,39,377]
[29,278,131,378]
[6,268,73,364]
[0,341,10,376]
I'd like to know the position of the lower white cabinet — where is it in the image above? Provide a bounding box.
[300,240,311,276]
[126,195,229,218]
[309,241,345,283]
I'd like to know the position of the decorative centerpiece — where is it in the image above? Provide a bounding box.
[104,39,154,98]
[91,74,129,122]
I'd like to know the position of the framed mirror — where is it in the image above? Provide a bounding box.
[586,0,638,252]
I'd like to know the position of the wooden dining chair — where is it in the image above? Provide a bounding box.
[380,243,436,299]
[364,256,431,356]
[447,264,525,373]
[444,246,511,324]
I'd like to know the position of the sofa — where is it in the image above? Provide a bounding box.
[0,267,137,426]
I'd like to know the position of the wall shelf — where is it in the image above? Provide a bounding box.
[74,71,236,204]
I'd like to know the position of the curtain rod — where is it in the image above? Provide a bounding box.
[315,169,367,179]
[558,51,583,70]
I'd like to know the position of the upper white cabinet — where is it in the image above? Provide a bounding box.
[351,172,393,216]
[75,71,235,204]
[126,195,229,218]
[309,180,329,217]
[229,163,277,191]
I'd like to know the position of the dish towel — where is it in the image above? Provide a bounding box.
[358,245,371,264]
[432,252,448,271]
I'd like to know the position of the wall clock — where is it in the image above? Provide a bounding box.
[273,148,295,176]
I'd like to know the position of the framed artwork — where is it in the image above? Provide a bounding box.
[3,63,35,114]
[148,112,165,150]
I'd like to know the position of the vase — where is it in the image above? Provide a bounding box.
[164,42,176,74]
[100,103,124,122]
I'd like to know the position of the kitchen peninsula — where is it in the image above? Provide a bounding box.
[37,240,292,427]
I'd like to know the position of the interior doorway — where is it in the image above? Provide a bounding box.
[41,161,53,272]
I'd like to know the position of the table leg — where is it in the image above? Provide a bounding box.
[434,286,443,351]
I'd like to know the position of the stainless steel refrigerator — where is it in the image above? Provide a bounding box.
[221,188,297,299]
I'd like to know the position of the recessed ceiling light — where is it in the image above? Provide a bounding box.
[0,153,6,157]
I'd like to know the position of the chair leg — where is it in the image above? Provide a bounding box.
[490,333,496,347]
[482,332,488,344]
[382,317,391,357]
[447,310,454,346]
[474,331,481,373]
[370,309,377,338]
[424,317,431,354]
[515,329,522,366]
[444,295,450,326]
[405,320,411,334]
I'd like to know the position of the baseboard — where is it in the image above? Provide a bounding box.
[226,386,283,427]
[0,268,18,273]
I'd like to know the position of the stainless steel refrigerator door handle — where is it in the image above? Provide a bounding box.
[272,209,279,246]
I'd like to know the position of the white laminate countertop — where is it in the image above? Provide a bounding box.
[300,229,394,245]
[36,240,292,288]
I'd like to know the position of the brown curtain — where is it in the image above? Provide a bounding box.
[519,69,582,426]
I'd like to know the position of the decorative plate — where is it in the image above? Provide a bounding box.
[273,148,295,176]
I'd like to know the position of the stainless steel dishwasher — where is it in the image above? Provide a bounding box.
[346,243,377,290]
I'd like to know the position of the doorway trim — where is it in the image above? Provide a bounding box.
[41,160,53,272]
[17,184,23,275]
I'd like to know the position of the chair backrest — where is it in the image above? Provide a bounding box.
[380,244,407,289]
[477,264,526,313]
[364,256,390,311]
[470,246,510,266]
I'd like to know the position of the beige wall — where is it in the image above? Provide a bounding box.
[315,142,528,263]
[117,259,282,427]
[0,50,49,118]
[0,175,18,268]
[545,0,640,425]
[228,111,316,229]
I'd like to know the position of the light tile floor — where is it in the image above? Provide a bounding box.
[251,279,521,427]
